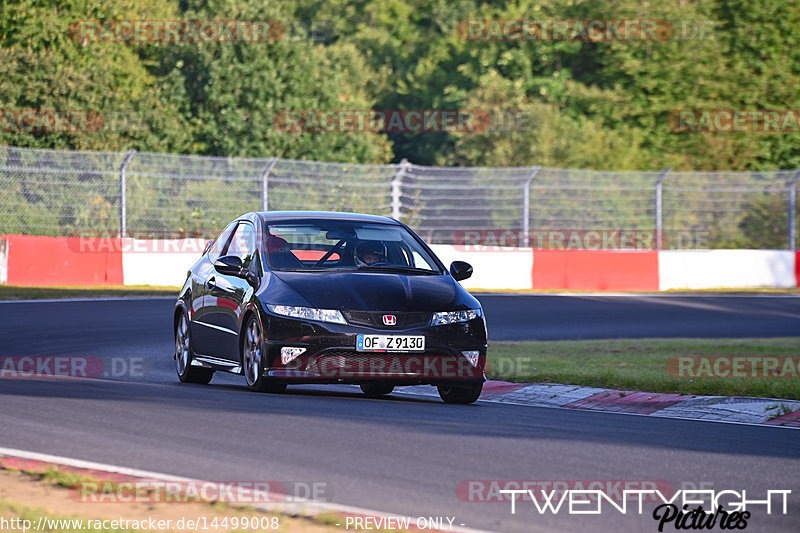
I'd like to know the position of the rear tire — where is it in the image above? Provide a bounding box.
[175,311,213,384]
[437,382,482,404]
[360,383,394,397]
[242,315,287,394]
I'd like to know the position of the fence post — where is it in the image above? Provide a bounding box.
[789,170,800,251]
[522,166,541,247]
[119,150,135,237]
[260,157,277,211]
[655,167,670,250]
[392,158,409,220]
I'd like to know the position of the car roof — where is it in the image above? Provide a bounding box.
[254,211,400,225]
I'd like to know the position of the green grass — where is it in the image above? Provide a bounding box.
[312,513,343,526]
[487,338,800,399]
[0,285,179,300]
[21,467,94,489]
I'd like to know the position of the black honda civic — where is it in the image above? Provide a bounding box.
[174,211,487,404]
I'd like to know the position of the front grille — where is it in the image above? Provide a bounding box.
[342,311,431,329]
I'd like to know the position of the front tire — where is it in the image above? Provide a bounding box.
[437,382,483,404]
[242,315,286,393]
[175,311,213,384]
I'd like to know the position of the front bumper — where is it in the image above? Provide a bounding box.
[262,311,487,385]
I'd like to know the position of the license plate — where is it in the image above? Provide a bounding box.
[356,335,425,352]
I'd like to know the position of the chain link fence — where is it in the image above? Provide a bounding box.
[0,145,798,249]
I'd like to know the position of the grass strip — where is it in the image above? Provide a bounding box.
[487,338,800,399]
[0,285,179,300]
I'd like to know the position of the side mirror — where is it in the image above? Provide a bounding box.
[214,255,261,288]
[450,261,473,282]
[214,255,244,276]
[244,270,260,289]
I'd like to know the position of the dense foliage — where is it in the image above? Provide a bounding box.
[2,0,799,170]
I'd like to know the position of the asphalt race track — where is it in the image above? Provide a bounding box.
[478,293,800,340]
[1,295,799,532]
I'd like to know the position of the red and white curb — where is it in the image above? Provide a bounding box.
[0,447,494,533]
[396,381,800,428]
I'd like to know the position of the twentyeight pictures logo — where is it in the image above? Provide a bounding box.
[495,486,791,531]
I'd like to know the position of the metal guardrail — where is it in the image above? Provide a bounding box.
[0,145,797,249]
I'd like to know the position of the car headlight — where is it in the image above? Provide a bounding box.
[431,308,481,326]
[267,305,346,325]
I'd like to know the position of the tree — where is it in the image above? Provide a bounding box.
[152,0,392,163]
[0,0,191,153]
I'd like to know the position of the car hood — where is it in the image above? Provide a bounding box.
[269,270,474,312]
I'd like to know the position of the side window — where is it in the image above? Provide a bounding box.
[396,242,418,268]
[223,222,257,270]
[207,221,238,263]
[410,250,427,269]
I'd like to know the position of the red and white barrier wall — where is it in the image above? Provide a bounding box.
[431,245,534,290]
[1,235,799,290]
[3,235,123,286]
[0,237,7,285]
[657,250,797,290]
[0,235,201,287]
[120,238,206,286]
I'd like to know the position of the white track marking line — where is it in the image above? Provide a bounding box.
[0,447,193,481]
[0,446,501,533]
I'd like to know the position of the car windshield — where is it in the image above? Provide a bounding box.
[265,222,441,273]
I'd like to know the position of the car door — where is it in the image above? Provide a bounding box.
[191,221,237,357]
[202,221,258,361]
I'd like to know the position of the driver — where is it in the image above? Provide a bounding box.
[355,241,386,265]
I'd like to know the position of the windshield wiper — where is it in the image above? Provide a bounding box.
[357,265,438,275]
